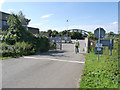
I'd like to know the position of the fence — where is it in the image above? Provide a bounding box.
[49,37,62,50]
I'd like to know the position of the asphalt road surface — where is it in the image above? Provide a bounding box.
[2,43,85,88]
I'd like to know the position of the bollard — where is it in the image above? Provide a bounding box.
[8,46,10,56]
[13,46,16,57]
[109,39,112,56]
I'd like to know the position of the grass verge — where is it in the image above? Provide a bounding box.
[80,41,119,88]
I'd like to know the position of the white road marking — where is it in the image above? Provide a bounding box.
[23,56,85,64]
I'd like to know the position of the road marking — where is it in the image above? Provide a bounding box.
[23,56,85,64]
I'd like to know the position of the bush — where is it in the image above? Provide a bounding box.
[1,13,50,58]
[15,42,35,56]
[35,35,50,52]
[1,42,35,57]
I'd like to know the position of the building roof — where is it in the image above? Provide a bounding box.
[28,27,39,30]
[68,29,88,32]
[0,11,10,15]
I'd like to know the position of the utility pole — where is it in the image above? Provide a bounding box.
[66,19,69,37]
[66,19,69,30]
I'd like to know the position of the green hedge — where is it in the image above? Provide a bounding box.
[1,35,50,58]
[1,13,51,58]
[1,42,35,57]
[35,35,50,52]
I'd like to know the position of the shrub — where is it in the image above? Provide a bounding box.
[35,35,50,52]
[1,42,35,57]
[1,12,50,58]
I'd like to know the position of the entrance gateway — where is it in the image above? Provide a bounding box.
[49,37,62,50]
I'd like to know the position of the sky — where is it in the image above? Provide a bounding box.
[1,0,119,33]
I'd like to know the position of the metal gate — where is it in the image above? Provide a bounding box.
[49,37,62,50]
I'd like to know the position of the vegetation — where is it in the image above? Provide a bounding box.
[41,29,88,39]
[87,31,96,40]
[1,11,50,59]
[105,31,119,39]
[35,35,50,52]
[59,30,86,39]
[47,29,52,37]
[51,30,59,37]
[71,31,84,39]
[80,39,119,88]
[59,30,68,36]
[1,42,35,58]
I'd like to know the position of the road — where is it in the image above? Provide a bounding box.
[2,43,85,88]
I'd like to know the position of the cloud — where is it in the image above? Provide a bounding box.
[41,14,54,19]
[28,23,43,28]
[28,21,118,34]
[0,0,5,10]
[69,24,118,34]
[20,9,23,11]
[47,23,118,34]
[8,8,15,13]
[112,21,118,25]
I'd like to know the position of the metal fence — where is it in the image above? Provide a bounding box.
[49,37,62,50]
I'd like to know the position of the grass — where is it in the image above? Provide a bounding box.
[1,57,13,60]
[80,40,119,88]
[0,55,21,60]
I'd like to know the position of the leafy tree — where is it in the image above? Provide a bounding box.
[109,32,114,35]
[71,31,83,39]
[18,11,31,26]
[4,14,22,45]
[1,11,50,58]
[87,32,96,40]
[47,29,52,37]
[3,12,36,45]
[82,33,88,38]
[67,31,72,37]
[106,31,115,39]
[51,30,58,37]
[59,30,71,37]
[61,30,68,36]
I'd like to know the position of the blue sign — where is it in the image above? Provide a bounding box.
[94,47,103,54]
[97,39,114,46]
[94,28,106,39]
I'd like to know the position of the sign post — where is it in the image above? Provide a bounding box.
[94,27,105,61]
[98,28,100,61]
[94,27,114,61]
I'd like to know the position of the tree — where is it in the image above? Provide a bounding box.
[51,30,58,37]
[47,29,52,37]
[106,31,115,39]
[61,30,68,36]
[87,32,96,40]
[18,11,31,26]
[4,14,22,45]
[71,31,83,39]
[59,30,71,37]
[3,12,36,45]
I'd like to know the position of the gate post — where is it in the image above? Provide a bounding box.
[85,38,89,53]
